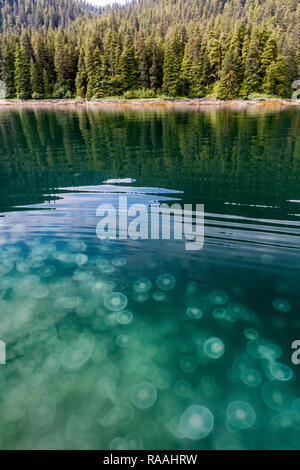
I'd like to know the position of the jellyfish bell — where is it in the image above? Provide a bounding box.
[209,291,228,305]
[156,274,176,291]
[247,338,281,360]
[131,382,157,409]
[104,292,128,312]
[179,405,214,440]
[244,328,258,340]
[226,401,256,429]
[261,381,294,412]
[117,310,133,325]
[272,298,291,313]
[186,307,203,320]
[240,368,262,387]
[133,278,152,293]
[265,361,293,382]
[112,257,127,267]
[153,292,166,302]
[203,337,225,359]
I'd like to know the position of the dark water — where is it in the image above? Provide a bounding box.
[0,106,300,450]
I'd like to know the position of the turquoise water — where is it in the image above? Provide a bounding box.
[0,106,300,450]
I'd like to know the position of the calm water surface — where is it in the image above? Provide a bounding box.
[0,106,300,449]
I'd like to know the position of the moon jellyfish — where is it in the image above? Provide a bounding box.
[61,336,94,370]
[212,307,226,320]
[133,278,152,293]
[104,292,128,311]
[241,368,262,387]
[203,337,225,359]
[56,296,81,310]
[33,284,49,299]
[112,257,127,267]
[0,276,15,290]
[227,302,248,319]
[266,361,293,381]
[131,382,157,409]
[109,437,128,450]
[116,334,131,348]
[174,379,191,397]
[244,328,258,340]
[209,291,228,305]
[153,291,166,302]
[100,403,134,427]
[16,262,30,273]
[272,298,291,313]
[29,398,56,428]
[156,274,176,291]
[14,274,40,293]
[43,354,61,375]
[226,401,256,429]
[117,310,133,325]
[126,432,143,450]
[247,339,281,360]
[39,265,56,278]
[132,291,149,303]
[179,405,214,440]
[74,253,88,266]
[186,307,203,320]
[180,355,197,373]
[261,381,294,412]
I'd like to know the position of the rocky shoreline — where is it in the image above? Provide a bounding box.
[0,97,299,108]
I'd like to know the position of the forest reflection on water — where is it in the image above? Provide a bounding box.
[0,106,300,450]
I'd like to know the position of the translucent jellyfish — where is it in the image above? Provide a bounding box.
[241,368,262,387]
[247,339,281,360]
[271,411,297,429]
[156,274,176,291]
[53,251,73,263]
[174,379,191,397]
[61,336,94,370]
[272,298,291,313]
[244,328,258,340]
[271,316,288,329]
[43,354,61,375]
[261,381,294,412]
[227,302,248,319]
[76,303,94,318]
[169,417,186,439]
[132,291,149,303]
[14,274,40,293]
[266,361,293,381]
[226,401,256,429]
[180,356,197,373]
[153,291,166,302]
[117,310,133,325]
[38,265,56,278]
[29,398,56,428]
[179,405,214,440]
[104,292,128,311]
[126,432,143,450]
[109,437,129,450]
[203,337,225,359]
[209,291,228,305]
[100,403,135,427]
[131,382,157,409]
[16,262,30,273]
[186,307,203,320]
[133,278,152,293]
[212,307,226,320]
[74,253,88,266]
[0,276,15,290]
[116,335,131,348]
[152,369,171,390]
[33,284,49,299]
[56,296,81,310]
[112,257,127,267]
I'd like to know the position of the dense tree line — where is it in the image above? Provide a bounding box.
[0,0,299,99]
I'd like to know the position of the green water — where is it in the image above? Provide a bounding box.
[0,106,300,450]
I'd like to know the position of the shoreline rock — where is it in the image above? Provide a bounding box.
[0,97,299,108]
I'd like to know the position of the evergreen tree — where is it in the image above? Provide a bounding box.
[14,43,31,99]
